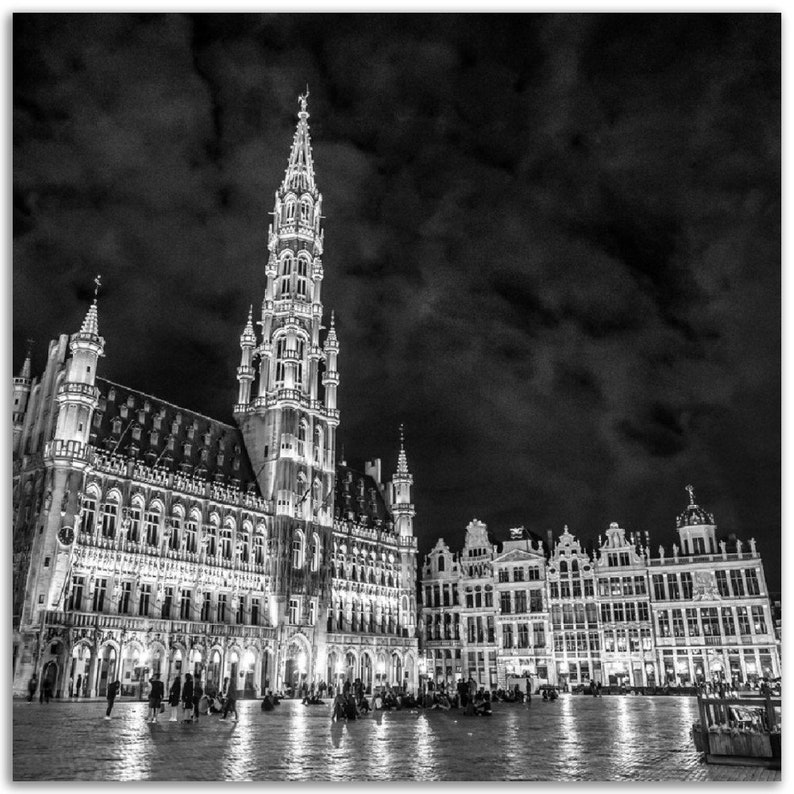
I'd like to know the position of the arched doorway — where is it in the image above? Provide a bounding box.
[41,660,59,699]
[345,651,357,686]
[391,653,402,687]
[361,653,373,693]
[96,645,117,697]
[226,650,239,696]
[326,651,338,690]
[283,641,308,697]
[242,648,257,699]
[68,644,91,698]
[120,642,144,697]
[206,648,222,695]
[189,647,203,681]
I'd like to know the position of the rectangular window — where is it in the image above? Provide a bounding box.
[529,589,543,612]
[514,591,527,614]
[527,567,540,581]
[588,630,600,651]
[498,569,509,583]
[625,602,636,622]
[730,569,745,597]
[657,611,670,637]
[466,590,474,608]
[615,628,627,652]
[513,567,524,582]
[666,573,680,600]
[672,609,685,637]
[560,580,571,598]
[585,602,598,625]
[69,577,84,611]
[623,576,634,596]
[751,606,767,635]
[736,606,751,635]
[500,592,512,614]
[554,634,564,652]
[433,585,440,607]
[138,584,150,617]
[288,598,299,624]
[745,568,761,596]
[603,632,615,652]
[680,571,693,599]
[251,598,260,626]
[701,607,720,636]
[638,602,649,622]
[641,627,653,651]
[443,587,451,607]
[577,631,587,653]
[217,594,227,623]
[467,617,476,643]
[572,580,582,598]
[145,511,159,546]
[128,506,141,542]
[484,588,493,608]
[600,603,611,623]
[565,633,576,653]
[574,603,585,627]
[634,575,646,595]
[610,577,622,596]
[613,602,624,622]
[686,608,700,637]
[119,581,132,615]
[629,628,640,653]
[584,579,594,597]
[533,623,545,648]
[518,623,529,648]
[162,587,173,620]
[92,578,107,612]
[562,603,574,628]
[502,624,514,649]
[715,570,730,597]
[200,592,212,622]
[549,582,559,599]
[598,578,609,597]
[721,607,736,636]
[424,586,432,607]
[180,589,192,620]
[652,574,665,600]
[236,595,245,625]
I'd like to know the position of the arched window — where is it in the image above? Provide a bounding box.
[297,422,307,457]
[294,338,305,388]
[296,255,309,299]
[185,510,200,553]
[80,489,98,535]
[100,492,119,538]
[284,196,296,223]
[559,560,568,574]
[274,337,287,387]
[299,196,312,224]
[311,533,320,572]
[205,515,219,557]
[571,559,579,573]
[278,253,293,297]
[437,555,445,573]
[292,531,304,569]
[314,427,323,465]
[127,498,143,543]
[144,502,162,546]
[253,536,264,565]
[168,511,182,551]
[221,522,233,559]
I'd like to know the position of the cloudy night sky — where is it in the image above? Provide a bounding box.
[13,13,781,590]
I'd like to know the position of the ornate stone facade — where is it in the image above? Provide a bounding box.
[12,96,418,699]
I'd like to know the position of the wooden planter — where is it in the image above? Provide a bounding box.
[707,732,772,758]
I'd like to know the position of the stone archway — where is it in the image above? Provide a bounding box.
[283,635,311,696]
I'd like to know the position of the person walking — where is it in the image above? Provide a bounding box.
[105,679,121,719]
[148,673,164,723]
[220,681,238,722]
[26,674,38,703]
[192,676,204,722]
[181,673,194,722]
[168,675,182,722]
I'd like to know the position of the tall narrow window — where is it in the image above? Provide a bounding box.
[169,516,181,551]
[251,598,260,626]
[201,592,212,622]
[279,254,293,297]
[80,494,97,535]
[69,577,84,611]
[730,569,745,597]
[296,256,309,299]
[144,506,161,546]
[275,338,287,386]
[100,496,118,538]
[180,589,191,620]
[119,581,132,615]
[162,587,173,620]
[127,505,142,543]
[138,584,151,617]
[295,339,305,388]
[185,518,197,553]
[92,578,107,613]
[217,594,227,622]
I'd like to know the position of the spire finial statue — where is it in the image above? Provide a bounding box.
[93,273,102,304]
[400,422,405,449]
[685,484,695,505]
[299,86,309,114]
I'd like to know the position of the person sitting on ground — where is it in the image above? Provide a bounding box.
[261,690,275,711]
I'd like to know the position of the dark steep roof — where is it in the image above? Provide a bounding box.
[334,463,393,530]
[90,378,261,494]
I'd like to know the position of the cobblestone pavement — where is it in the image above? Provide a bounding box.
[13,695,782,781]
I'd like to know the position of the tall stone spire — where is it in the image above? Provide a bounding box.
[397,423,410,475]
[281,89,316,194]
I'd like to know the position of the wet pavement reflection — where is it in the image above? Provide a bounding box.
[12,695,780,781]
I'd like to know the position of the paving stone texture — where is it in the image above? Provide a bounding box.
[12,695,782,781]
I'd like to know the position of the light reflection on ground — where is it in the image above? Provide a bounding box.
[12,695,779,781]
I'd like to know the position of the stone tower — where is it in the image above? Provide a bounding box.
[234,94,339,681]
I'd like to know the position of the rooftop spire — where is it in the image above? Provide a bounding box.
[19,339,34,380]
[281,90,316,194]
[77,274,102,337]
[397,423,410,474]
[685,484,696,505]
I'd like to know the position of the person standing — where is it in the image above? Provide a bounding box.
[27,674,38,703]
[168,675,181,722]
[75,673,82,700]
[192,676,204,722]
[148,673,164,723]
[105,679,121,720]
[220,681,238,722]
[181,673,194,722]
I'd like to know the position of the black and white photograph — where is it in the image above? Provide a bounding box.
[11,8,782,782]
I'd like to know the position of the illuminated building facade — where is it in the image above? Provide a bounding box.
[12,96,418,699]
[419,490,780,689]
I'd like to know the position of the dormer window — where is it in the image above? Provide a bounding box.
[112,418,123,435]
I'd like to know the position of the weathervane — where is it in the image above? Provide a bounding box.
[685,484,695,505]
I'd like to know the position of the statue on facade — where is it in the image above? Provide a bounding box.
[749,537,756,554]
[719,540,726,555]
[672,543,679,559]
[735,538,743,554]
[658,545,665,560]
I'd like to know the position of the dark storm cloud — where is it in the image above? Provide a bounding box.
[13,13,781,589]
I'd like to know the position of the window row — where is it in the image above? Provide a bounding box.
[651,568,761,601]
[599,601,651,623]
[655,605,768,638]
[279,195,314,225]
[496,565,542,583]
[328,603,404,635]
[597,575,648,597]
[552,630,604,654]
[501,622,547,649]
[499,588,544,614]
[601,627,654,653]
[333,565,399,587]
[550,602,599,628]
[66,577,266,625]
[549,578,595,599]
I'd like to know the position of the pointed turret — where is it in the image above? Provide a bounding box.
[52,277,105,460]
[235,306,257,410]
[322,311,340,415]
[390,424,415,539]
[281,91,317,195]
[13,340,34,454]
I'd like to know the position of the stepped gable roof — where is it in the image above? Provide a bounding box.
[334,462,393,529]
[91,378,261,494]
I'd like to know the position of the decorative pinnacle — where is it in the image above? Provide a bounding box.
[281,91,316,193]
[93,274,102,304]
[19,339,34,379]
[397,423,409,475]
[299,85,309,115]
[685,484,696,505]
